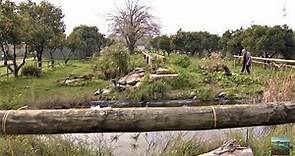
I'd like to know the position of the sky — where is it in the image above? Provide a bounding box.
[13,0,295,36]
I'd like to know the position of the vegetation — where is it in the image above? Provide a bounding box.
[2,0,295,155]
[66,25,106,60]
[93,43,129,80]
[21,63,41,77]
[0,135,113,156]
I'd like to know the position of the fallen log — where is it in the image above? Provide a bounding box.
[1,102,295,135]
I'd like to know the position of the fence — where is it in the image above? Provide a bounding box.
[0,64,13,78]
[0,102,295,135]
[233,55,295,69]
[0,60,63,79]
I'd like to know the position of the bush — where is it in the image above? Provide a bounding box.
[195,87,215,101]
[21,64,41,77]
[94,43,129,80]
[129,79,170,101]
[199,53,226,73]
[128,54,146,70]
[172,54,191,68]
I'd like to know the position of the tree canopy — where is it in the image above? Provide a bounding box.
[220,25,295,59]
[66,25,106,59]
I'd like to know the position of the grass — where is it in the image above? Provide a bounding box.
[0,60,110,109]
[0,135,113,156]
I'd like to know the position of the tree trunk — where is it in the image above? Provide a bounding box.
[1,103,295,135]
[12,45,18,77]
[49,51,55,68]
[37,46,44,68]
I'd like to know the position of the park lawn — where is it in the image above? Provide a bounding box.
[0,60,110,109]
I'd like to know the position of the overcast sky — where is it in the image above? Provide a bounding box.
[14,0,295,36]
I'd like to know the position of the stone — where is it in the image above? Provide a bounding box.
[155,68,174,75]
[126,75,140,86]
[94,88,112,96]
[102,89,112,95]
[134,67,145,73]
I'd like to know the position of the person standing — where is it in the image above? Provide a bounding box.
[240,49,252,74]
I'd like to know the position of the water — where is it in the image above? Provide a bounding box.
[85,105,271,155]
[67,126,270,156]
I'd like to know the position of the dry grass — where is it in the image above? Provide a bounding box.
[199,52,227,73]
[263,72,295,103]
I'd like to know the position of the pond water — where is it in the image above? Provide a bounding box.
[67,126,271,156]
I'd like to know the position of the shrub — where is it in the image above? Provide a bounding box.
[199,52,226,73]
[172,54,191,68]
[166,71,192,90]
[94,43,129,80]
[195,87,215,101]
[21,64,41,77]
[129,80,170,101]
[128,54,146,70]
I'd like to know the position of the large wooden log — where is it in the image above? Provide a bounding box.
[1,103,295,135]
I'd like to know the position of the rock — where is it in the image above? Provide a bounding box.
[135,68,145,73]
[126,76,139,86]
[155,68,174,75]
[94,88,112,96]
[190,91,197,98]
[64,78,84,86]
[218,92,226,98]
[94,89,102,96]
[200,140,253,156]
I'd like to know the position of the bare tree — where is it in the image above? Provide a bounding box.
[108,0,160,53]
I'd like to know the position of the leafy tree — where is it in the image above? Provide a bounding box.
[171,30,220,56]
[18,0,65,68]
[150,35,172,55]
[108,0,160,53]
[65,25,106,60]
[0,1,29,77]
[48,32,66,67]
[221,28,244,56]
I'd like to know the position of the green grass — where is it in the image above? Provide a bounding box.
[0,60,110,109]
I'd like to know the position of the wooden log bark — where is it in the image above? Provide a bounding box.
[1,103,295,135]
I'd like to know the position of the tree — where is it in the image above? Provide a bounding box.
[220,28,244,56]
[108,0,160,53]
[0,1,29,77]
[48,32,66,67]
[150,35,172,55]
[19,0,65,68]
[66,25,106,59]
